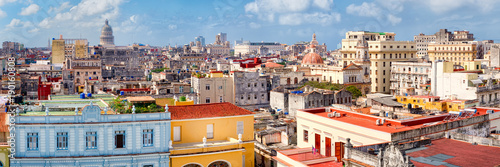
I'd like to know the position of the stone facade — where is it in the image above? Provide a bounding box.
[10,103,171,166]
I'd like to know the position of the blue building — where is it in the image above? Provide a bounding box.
[10,103,171,167]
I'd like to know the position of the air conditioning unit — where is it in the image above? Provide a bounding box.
[335,113,341,117]
[328,113,334,118]
[376,119,381,126]
[381,118,385,125]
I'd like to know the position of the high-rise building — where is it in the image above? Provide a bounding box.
[51,35,88,66]
[341,31,417,94]
[100,19,115,47]
[414,29,474,58]
[51,36,65,65]
[217,32,227,43]
[194,36,205,46]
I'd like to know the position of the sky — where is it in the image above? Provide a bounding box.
[1,0,500,49]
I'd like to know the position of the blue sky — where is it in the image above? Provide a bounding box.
[1,0,500,49]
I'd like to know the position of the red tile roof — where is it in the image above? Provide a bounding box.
[169,102,253,120]
[407,138,500,167]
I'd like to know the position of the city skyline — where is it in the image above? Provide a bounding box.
[0,0,500,48]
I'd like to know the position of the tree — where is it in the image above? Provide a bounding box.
[346,86,362,99]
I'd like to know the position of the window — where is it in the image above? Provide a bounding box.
[206,97,210,103]
[179,86,184,93]
[237,121,244,135]
[254,83,257,87]
[173,126,181,141]
[143,165,154,167]
[27,132,38,151]
[86,132,97,149]
[205,84,210,90]
[115,131,126,148]
[218,86,223,89]
[57,132,68,150]
[254,94,257,99]
[304,130,309,142]
[219,96,223,102]
[207,124,214,139]
[248,83,250,87]
[143,129,153,147]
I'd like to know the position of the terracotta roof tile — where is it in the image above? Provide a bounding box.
[408,138,500,167]
[169,102,253,120]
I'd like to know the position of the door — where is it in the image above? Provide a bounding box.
[315,134,321,154]
[335,142,345,161]
[325,137,331,157]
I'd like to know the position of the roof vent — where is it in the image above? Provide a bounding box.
[326,108,331,112]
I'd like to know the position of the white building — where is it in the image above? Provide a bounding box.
[234,41,285,55]
[390,61,432,95]
[431,61,500,106]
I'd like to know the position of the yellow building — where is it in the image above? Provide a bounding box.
[174,97,195,106]
[396,95,479,112]
[0,145,9,167]
[428,42,477,66]
[169,103,254,167]
[51,37,65,65]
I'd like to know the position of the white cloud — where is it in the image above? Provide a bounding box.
[244,0,340,26]
[346,2,381,18]
[38,0,124,29]
[6,18,33,28]
[387,14,402,25]
[279,12,340,26]
[0,0,16,6]
[28,27,39,33]
[249,22,261,29]
[422,0,498,13]
[0,9,6,18]
[19,4,39,16]
[48,1,72,13]
[168,24,177,30]
[312,0,333,10]
[129,15,136,23]
[346,1,404,26]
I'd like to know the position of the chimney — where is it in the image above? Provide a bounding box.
[59,35,63,40]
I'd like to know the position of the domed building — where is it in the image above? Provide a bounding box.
[100,19,115,47]
[301,44,324,67]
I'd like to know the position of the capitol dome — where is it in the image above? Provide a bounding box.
[100,19,115,46]
[302,45,323,65]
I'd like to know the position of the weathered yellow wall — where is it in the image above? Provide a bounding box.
[171,115,254,144]
[171,142,254,167]
[174,100,194,106]
[0,145,9,167]
[51,39,65,64]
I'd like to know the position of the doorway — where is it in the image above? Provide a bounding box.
[315,134,321,154]
[325,137,331,157]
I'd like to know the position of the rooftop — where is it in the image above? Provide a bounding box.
[274,148,342,167]
[299,107,488,133]
[407,138,500,167]
[169,102,253,120]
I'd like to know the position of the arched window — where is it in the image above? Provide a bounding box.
[294,77,298,84]
[183,163,202,167]
[208,161,230,167]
